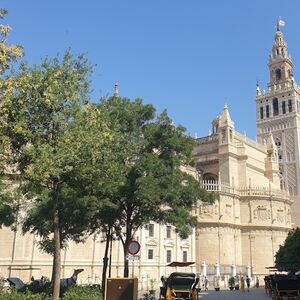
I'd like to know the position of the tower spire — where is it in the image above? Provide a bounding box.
[268,20,294,87]
[114,81,119,97]
[256,79,261,96]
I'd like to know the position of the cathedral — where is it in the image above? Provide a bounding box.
[0,23,298,289]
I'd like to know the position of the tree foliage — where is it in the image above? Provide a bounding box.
[96,96,216,277]
[0,8,23,228]
[275,227,300,272]
[2,50,109,300]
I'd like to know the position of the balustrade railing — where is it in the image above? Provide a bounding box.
[200,181,289,199]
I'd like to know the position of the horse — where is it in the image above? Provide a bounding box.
[0,277,10,291]
[60,269,84,288]
[26,275,51,293]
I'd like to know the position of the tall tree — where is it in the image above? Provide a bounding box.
[68,102,124,297]
[98,96,216,277]
[0,8,23,228]
[275,227,300,272]
[2,51,109,300]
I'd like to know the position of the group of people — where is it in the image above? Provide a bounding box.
[201,274,259,291]
[240,275,251,292]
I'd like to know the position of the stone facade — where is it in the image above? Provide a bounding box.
[193,105,291,278]
[0,221,196,289]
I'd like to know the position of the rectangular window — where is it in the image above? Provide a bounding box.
[260,107,264,119]
[266,105,270,118]
[282,101,286,114]
[148,249,154,260]
[166,250,172,263]
[148,224,154,237]
[183,251,188,262]
[273,98,279,116]
[166,226,171,238]
[288,100,292,112]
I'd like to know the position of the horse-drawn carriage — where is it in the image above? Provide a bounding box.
[160,262,199,300]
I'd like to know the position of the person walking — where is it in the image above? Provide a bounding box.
[255,276,259,288]
[204,276,209,291]
[240,276,245,292]
[246,275,250,292]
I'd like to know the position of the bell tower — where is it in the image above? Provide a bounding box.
[268,22,294,89]
[256,20,300,226]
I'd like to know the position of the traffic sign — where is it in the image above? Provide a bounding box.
[128,240,140,255]
[127,255,140,261]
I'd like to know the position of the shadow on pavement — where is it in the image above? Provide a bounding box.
[198,287,270,299]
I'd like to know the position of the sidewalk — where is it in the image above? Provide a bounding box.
[198,287,270,299]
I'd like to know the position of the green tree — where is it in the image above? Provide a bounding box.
[66,102,124,297]
[97,96,216,277]
[0,8,23,228]
[1,51,112,300]
[275,227,300,272]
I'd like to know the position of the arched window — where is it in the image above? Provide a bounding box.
[273,98,279,116]
[203,173,218,183]
[275,68,282,80]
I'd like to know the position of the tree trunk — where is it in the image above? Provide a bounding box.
[123,219,134,278]
[109,233,113,277]
[52,195,61,300]
[123,245,129,278]
[123,232,131,277]
[101,228,111,299]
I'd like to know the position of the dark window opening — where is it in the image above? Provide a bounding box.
[276,68,282,80]
[282,101,286,114]
[260,107,264,119]
[266,105,270,118]
[148,249,154,260]
[183,251,188,262]
[288,100,292,112]
[273,98,279,116]
[148,224,154,237]
[166,250,172,263]
[166,226,171,239]
[203,173,218,182]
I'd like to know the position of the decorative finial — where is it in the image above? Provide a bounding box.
[256,79,261,96]
[114,81,119,97]
[276,18,285,31]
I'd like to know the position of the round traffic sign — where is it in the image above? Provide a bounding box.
[128,240,140,255]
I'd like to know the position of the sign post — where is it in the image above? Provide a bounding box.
[127,240,141,278]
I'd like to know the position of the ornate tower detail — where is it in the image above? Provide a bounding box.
[268,24,294,91]
[256,21,300,225]
[265,133,280,186]
[218,104,235,145]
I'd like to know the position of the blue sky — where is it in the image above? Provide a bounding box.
[3,1,300,138]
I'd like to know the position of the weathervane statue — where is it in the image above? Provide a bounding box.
[277,18,285,31]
